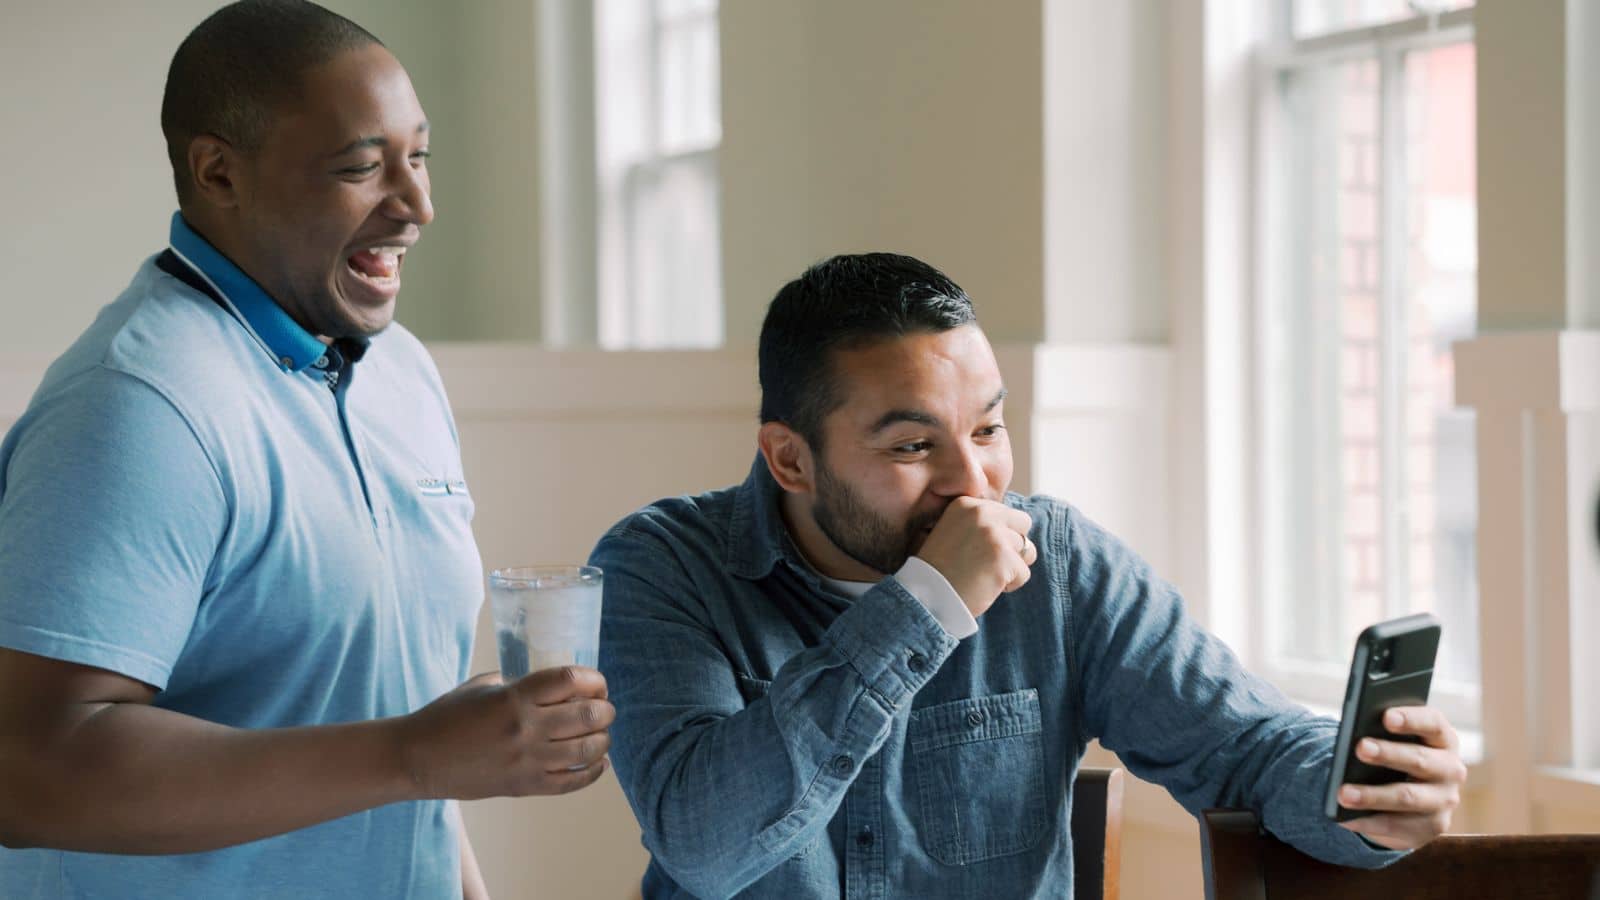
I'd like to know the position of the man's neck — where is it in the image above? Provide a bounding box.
[178,209,331,345]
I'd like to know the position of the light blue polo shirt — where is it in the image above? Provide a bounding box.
[0,213,483,898]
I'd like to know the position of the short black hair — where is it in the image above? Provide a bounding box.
[758,252,978,450]
[160,0,383,205]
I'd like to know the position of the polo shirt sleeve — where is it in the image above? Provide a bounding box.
[0,366,226,690]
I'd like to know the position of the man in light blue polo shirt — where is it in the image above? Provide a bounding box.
[0,2,613,897]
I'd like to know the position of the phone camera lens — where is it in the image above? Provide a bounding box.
[1370,643,1395,676]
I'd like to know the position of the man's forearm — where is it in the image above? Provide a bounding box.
[0,701,417,854]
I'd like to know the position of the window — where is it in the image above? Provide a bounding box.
[593,0,722,348]
[1257,3,1479,726]
[1289,0,1473,39]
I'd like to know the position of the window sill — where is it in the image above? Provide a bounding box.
[1532,767,1600,823]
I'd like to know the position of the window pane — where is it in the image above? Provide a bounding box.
[606,156,723,348]
[657,16,721,153]
[658,0,716,22]
[1401,41,1478,689]
[594,0,722,349]
[1264,42,1480,724]
[1291,0,1473,39]
[1265,59,1381,670]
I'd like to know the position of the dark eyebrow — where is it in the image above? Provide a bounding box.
[868,409,943,434]
[328,121,431,158]
[867,388,1008,435]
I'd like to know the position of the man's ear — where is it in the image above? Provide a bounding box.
[758,421,816,495]
[187,134,244,210]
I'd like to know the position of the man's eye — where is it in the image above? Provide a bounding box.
[976,424,1006,438]
[893,441,932,454]
[339,162,381,177]
[410,149,432,166]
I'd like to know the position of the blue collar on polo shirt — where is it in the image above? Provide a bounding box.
[167,211,328,373]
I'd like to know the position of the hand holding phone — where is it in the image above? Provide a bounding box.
[1323,613,1442,821]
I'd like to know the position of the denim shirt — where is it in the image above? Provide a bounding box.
[592,458,1400,899]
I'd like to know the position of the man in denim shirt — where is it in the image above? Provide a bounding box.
[592,254,1467,899]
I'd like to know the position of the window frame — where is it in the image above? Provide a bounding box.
[595,0,723,350]
[1252,4,1480,727]
[608,144,723,348]
[540,0,723,350]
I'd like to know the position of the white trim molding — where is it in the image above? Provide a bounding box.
[1455,329,1600,830]
[1456,331,1600,413]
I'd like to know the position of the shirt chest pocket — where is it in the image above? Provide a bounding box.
[907,688,1048,866]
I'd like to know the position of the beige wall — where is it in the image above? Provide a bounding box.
[0,1,213,353]
[719,0,1048,343]
[0,1,531,351]
[435,346,761,900]
[2,0,1172,351]
[430,0,544,342]
[1476,0,1568,330]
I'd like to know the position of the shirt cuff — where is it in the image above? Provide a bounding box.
[895,556,979,639]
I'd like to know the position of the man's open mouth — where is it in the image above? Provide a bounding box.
[345,245,407,287]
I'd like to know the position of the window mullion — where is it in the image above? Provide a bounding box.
[638,0,665,346]
[1377,44,1410,622]
[648,0,665,158]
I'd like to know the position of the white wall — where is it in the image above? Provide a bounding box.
[436,346,760,900]
[1044,0,1173,344]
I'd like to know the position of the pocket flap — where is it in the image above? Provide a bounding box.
[908,688,1042,753]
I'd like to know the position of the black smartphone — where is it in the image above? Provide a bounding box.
[1323,612,1442,821]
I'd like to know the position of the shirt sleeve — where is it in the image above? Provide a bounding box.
[898,556,979,639]
[0,366,227,690]
[1058,504,1405,870]
[593,519,958,899]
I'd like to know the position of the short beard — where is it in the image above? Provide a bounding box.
[811,459,939,575]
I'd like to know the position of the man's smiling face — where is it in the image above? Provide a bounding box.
[226,42,433,340]
[804,324,1013,578]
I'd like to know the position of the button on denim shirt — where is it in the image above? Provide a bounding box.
[593,459,1399,899]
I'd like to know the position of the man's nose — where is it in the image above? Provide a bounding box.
[385,165,434,226]
[933,443,989,497]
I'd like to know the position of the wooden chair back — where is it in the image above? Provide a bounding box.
[1073,767,1126,900]
[1201,808,1600,900]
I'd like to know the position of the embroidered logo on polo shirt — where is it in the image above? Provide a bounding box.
[417,477,470,497]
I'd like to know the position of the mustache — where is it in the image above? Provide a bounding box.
[907,508,945,535]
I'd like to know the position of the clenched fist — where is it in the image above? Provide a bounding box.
[914,496,1036,618]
